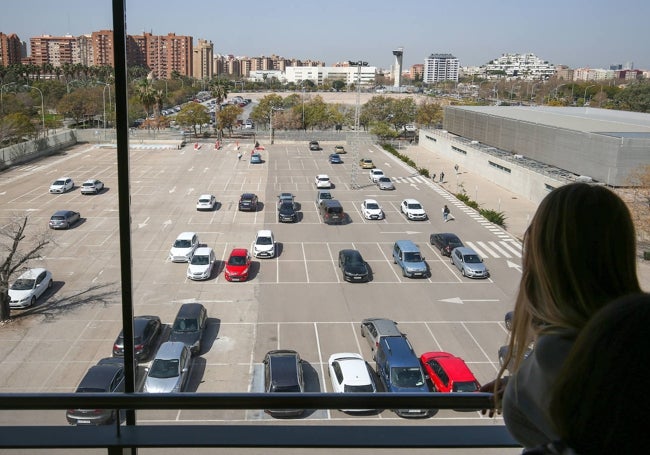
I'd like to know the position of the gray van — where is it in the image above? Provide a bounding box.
[375,336,432,418]
[319,199,345,224]
[392,240,428,278]
[169,303,207,356]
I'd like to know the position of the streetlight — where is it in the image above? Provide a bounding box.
[102,84,112,139]
[1,82,16,114]
[269,106,282,144]
[348,60,368,132]
[23,85,45,135]
[583,84,596,106]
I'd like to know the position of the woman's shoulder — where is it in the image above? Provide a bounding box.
[533,331,576,371]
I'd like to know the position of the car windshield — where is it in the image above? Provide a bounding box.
[53,180,65,186]
[51,216,64,221]
[228,255,247,266]
[256,237,272,245]
[11,278,35,290]
[379,177,390,182]
[77,387,107,393]
[83,182,94,187]
[320,193,332,199]
[391,367,425,388]
[198,198,211,204]
[279,202,293,211]
[464,254,482,264]
[407,203,422,210]
[173,239,192,248]
[453,381,480,392]
[190,255,210,265]
[149,359,180,379]
[172,318,198,332]
[344,384,374,393]
[319,177,329,182]
[366,203,379,210]
[404,252,422,262]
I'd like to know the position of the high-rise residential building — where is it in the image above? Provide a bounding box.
[29,34,77,66]
[127,32,192,78]
[423,53,459,83]
[91,30,114,67]
[193,39,213,80]
[410,63,424,80]
[0,32,23,66]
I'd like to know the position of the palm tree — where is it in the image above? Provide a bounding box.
[136,79,156,119]
[209,78,228,109]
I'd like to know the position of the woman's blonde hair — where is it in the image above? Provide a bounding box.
[499,183,640,378]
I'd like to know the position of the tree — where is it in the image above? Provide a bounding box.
[175,102,209,137]
[416,99,443,128]
[57,88,100,126]
[614,81,650,113]
[136,78,156,118]
[0,216,50,321]
[216,104,243,136]
[625,164,650,245]
[0,112,36,144]
[249,94,283,127]
[209,78,229,108]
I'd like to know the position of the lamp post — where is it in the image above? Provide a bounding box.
[270,107,282,144]
[24,85,45,135]
[301,85,305,130]
[583,84,596,106]
[102,84,112,139]
[1,82,16,114]
[348,60,368,132]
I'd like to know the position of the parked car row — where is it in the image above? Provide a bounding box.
[49,177,104,194]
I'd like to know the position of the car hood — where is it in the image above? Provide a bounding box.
[187,263,210,274]
[144,376,181,393]
[8,289,33,300]
[365,208,382,215]
[408,208,426,215]
[170,247,192,256]
[345,263,368,275]
[254,243,274,253]
[226,264,248,274]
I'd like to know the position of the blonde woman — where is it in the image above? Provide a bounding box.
[482,182,642,449]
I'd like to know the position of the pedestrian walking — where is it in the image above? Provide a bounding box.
[237,151,242,160]
[439,171,445,183]
[443,205,450,222]
[454,164,459,174]
[431,173,436,182]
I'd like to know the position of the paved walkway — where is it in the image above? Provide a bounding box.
[395,142,650,289]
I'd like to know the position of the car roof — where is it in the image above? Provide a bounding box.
[379,337,418,366]
[154,341,188,360]
[420,352,477,381]
[83,179,99,183]
[371,168,384,173]
[229,248,248,256]
[16,268,47,279]
[329,353,371,385]
[454,246,476,255]
[256,229,273,237]
[436,233,461,240]
[176,231,197,240]
[77,364,122,391]
[266,350,301,385]
[198,194,213,199]
[240,193,256,198]
[363,198,379,204]
[378,176,391,181]
[52,210,74,216]
[54,176,72,180]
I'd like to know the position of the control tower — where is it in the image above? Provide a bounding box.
[392,47,404,88]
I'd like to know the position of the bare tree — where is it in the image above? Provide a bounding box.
[0,216,50,321]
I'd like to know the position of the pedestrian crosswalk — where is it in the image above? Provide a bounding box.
[464,240,522,259]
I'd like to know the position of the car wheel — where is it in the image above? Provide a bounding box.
[402,268,407,277]
[461,268,466,277]
[360,326,366,337]
[47,279,53,289]
[30,296,36,307]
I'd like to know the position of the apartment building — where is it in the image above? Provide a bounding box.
[484,53,555,80]
[193,39,214,80]
[0,32,23,66]
[423,53,459,83]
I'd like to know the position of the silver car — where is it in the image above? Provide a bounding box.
[143,342,192,393]
[377,176,395,190]
[360,318,404,359]
[450,246,490,279]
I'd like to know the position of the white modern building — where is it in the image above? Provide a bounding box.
[283,65,377,86]
[423,54,459,83]
[484,53,555,80]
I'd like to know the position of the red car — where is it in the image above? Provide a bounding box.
[224,248,251,282]
[419,352,480,393]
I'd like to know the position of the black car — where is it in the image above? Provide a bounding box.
[309,141,320,151]
[278,202,297,222]
[169,303,208,356]
[338,249,370,283]
[65,358,125,425]
[263,349,305,417]
[238,193,258,212]
[429,232,464,257]
[112,315,162,362]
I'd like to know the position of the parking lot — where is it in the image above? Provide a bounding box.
[0,139,522,426]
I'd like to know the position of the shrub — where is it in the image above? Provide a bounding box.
[479,208,507,227]
[419,168,430,178]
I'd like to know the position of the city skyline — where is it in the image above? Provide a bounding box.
[3,0,650,71]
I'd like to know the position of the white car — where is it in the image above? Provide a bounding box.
[360,199,384,220]
[196,194,216,211]
[252,230,275,259]
[404,124,416,132]
[315,174,332,189]
[327,352,376,412]
[186,247,215,280]
[169,232,199,262]
[49,177,74,193]
[8,268,53,309]
[369,169,384,183]
[400,199,428,220]
[80,179,104,194]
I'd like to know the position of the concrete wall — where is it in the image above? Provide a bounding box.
[0,130,77,168]
[419,129,567,204]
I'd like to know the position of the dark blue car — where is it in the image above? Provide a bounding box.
[329,154,342,164]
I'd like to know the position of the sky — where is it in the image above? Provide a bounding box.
[3,0,650,70]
